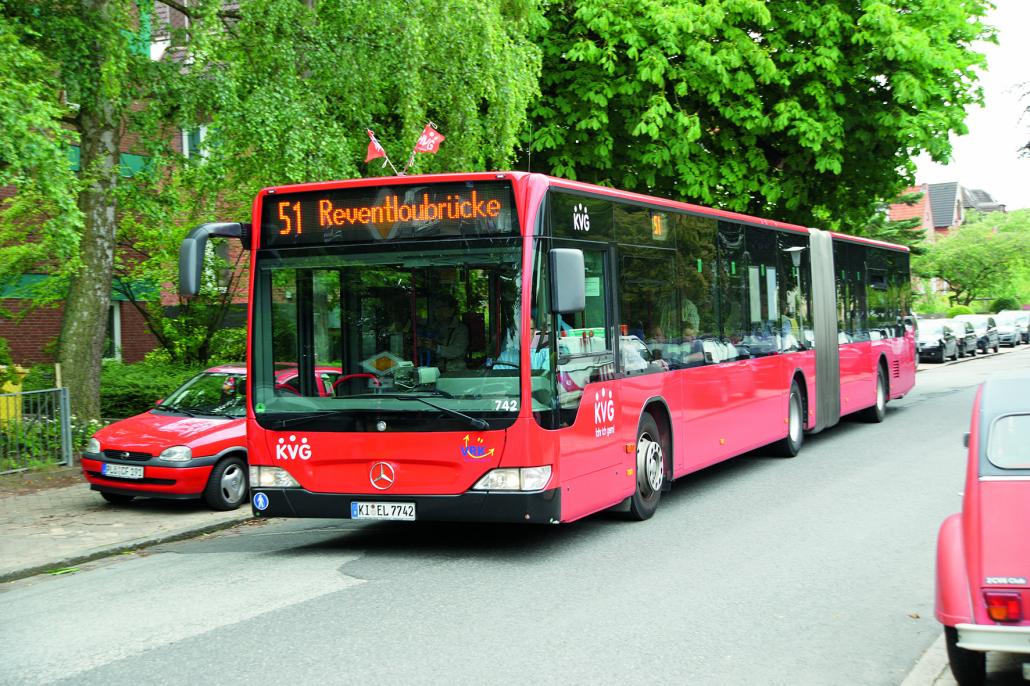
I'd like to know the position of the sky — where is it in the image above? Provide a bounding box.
[914,0,1030,210]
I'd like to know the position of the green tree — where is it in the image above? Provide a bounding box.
[914,210,1030,306]
[0,0,540,418]
[522,0,992,230]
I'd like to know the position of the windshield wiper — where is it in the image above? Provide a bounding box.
[275,392,489,431]
[273,409,352,429]
[394,395,488,430]
[156,404,197,417]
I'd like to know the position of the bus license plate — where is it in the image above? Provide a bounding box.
[350,501,416,521]
[102,463,144,479]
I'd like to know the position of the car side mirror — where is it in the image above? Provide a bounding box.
[962,432,969,448]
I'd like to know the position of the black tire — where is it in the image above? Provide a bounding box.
[628,413,665,521]
[203,456,248,511]
[937,349,946,363]
[993,341,999,353]
[944,626,985,686]
[859,366,887,423]
[950,345,959,361]
[101,492,135,505]
[771,381,805,457]
[957,343,966,359]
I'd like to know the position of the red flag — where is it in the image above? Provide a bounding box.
[413,124,445,154]
[365,129,386,162]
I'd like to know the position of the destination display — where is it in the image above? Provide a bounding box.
[259,181,516,247]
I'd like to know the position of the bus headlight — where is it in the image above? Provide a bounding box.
[473,466,552,492]
[249,466,300,488]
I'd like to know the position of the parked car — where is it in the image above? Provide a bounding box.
[993,311,1026,347]
[935,370,1030,685]
[917,319,959,363]
[998,310,1029,344]
[81,364,343,510]
[941,319,979,358]
[953,315,1000,354]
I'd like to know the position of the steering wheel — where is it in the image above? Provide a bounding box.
[491,361,519,369]
[332,373,382,391]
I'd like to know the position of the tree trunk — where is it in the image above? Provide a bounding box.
[57,0,122,422]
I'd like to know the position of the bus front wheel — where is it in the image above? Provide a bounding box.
[629,413,665,521]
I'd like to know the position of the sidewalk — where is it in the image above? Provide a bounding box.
[0,468,250,582]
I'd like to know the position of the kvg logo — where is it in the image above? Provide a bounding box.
[594,387,615,438]
[275,435,312,460]
[572,203,590,232]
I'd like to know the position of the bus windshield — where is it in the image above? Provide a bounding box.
[252,240,525,431]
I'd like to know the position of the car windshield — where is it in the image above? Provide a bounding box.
[919,322,945,336]
[159,371,246,418]
[987,414,1030,469]
[253,240,525,430]
[994,313,1015,326]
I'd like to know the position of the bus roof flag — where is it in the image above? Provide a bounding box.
[365,129,386,162]
[413,124,445,154]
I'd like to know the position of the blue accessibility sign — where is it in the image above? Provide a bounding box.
[252,492,269,511]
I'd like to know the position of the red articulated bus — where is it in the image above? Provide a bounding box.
[179,172,916,524]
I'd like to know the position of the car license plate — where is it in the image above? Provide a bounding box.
[350,501,415,521]
[102,463,144,479]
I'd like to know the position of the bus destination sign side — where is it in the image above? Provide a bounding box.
[259,181,515,247]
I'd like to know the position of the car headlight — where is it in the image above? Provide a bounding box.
[159,445,192,462]
[249,466,300,488]
[473,466,552,491]
[86,437,101,454]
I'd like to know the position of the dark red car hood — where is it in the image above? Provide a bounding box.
[95,410,245,455]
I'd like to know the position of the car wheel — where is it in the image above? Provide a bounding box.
[944,626,985,686]
[771,381,805,457]
[203,456,248,511]
[950,346,959,361]
[993,341,999,353]
[957,344,965,359]
[100,492,135,505]
[859,367,887,423]
[628,413,665,521]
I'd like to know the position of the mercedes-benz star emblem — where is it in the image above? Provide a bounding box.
[369,462,396,490]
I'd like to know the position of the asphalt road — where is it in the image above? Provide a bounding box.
[2,346,1028,686]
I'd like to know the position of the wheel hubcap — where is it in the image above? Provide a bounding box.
[637,432,664,496]
[220,464,246,503]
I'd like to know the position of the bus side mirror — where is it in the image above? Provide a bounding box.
[178,222,250,296]
[963,432,969,448]
[549,248,585,314]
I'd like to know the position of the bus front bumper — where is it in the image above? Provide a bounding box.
[250,487,563,524]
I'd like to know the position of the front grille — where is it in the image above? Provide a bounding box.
[101,449,153,461]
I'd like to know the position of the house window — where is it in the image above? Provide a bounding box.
[182,126,208,159]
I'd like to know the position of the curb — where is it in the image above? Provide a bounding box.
[901,634,950,686]
[0,514,252,584]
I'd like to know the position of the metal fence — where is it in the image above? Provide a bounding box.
[0,387,72,475]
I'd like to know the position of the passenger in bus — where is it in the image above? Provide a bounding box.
[420,295,469,372]
[680,326,706,367]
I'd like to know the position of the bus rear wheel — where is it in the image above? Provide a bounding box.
[771,381,804,457]
[629,413,665,521]
[859,367,887,423]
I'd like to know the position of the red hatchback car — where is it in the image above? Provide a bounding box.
[935,370,1030,685]
[82,365,250,510]
[82,364,344,509]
